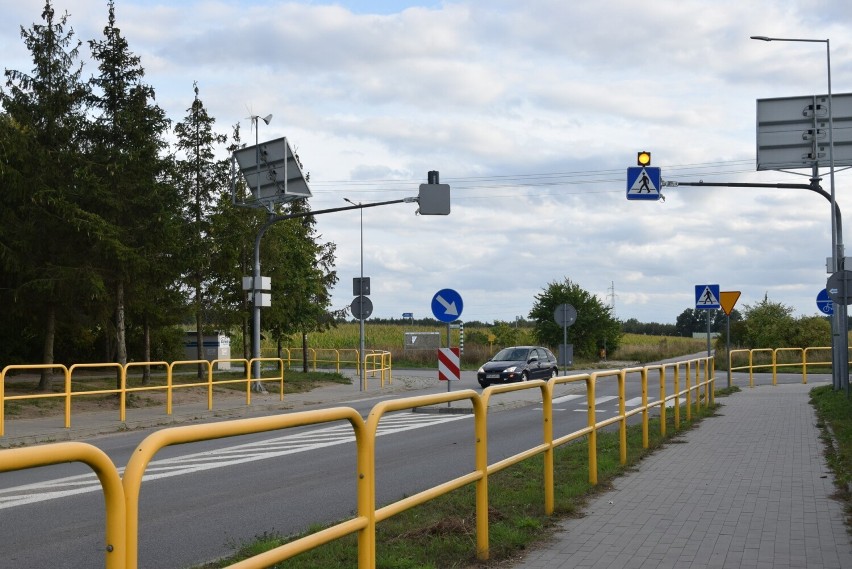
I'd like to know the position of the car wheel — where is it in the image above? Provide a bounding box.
[521,371,529,382]
[478,380,489,389]
[550,368,558,379]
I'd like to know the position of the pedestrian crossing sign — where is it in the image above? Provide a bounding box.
[695,284,721,310]
[626,166,662,200]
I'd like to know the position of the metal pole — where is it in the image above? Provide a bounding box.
[253,118,261,384]
[726,314,732,389]
[751,36,845,390]
[446,322,452,402]
[358,205,365,392]
[562,311,568,375]
[706,312,712,357]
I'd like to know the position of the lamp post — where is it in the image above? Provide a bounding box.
[344,198,365,391]
[250,114,271,390]
[750,37,837,266]
[751,36,845,391]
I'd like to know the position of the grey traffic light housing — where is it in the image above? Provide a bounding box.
[418,170,450,215]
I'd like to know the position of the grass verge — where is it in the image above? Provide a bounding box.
[194,401,719,568]
[809,385,852,529]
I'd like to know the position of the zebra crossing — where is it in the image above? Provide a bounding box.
[536,393,678,412]
[0,411,471,510]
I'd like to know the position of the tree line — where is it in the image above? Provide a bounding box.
[0,2,338,388]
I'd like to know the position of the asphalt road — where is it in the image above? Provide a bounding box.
[0,364,717,568]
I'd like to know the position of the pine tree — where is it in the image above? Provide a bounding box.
[2,1,98,389]
[173,83,228,376]
[87,1,182,382]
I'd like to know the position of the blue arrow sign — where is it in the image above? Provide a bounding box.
[817,288,834,315]
[695,284,721,310]
[626,166,662,200]
[431,288,463,323]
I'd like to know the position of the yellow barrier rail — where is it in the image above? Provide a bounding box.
[275,348,390,377]
[0,358,288,437]
[0,441,127,569]
[729,346,836,386]
[0,355,715,568]
[121,407,369,569]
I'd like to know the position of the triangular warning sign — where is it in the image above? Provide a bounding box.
[697,285,720,306]
[628,168,659,195]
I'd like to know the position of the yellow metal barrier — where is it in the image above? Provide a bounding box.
[279,348,371,374]
[121,407,368,569]
[0,355,716,568]
[729,347,840,386]
[0,364,71,435]
[368,390,489,561]
[0,358,289,436]
[0,442,127,569]
[363,351,392,388]
[804,347,832,384]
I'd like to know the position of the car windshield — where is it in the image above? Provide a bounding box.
[493,348,530,362]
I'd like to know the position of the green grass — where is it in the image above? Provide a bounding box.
[809,385,852,528]
[193,402,719,568]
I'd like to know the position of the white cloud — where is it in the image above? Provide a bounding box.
[3,0,851,325]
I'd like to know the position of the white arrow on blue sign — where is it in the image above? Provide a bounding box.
[816,288,834,315]
[431,288,463,323]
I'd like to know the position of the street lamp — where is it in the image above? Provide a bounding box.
[344,197,365,391]
[751,35,845,391]
[750,36,837,268]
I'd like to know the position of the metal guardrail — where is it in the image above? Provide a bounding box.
[274,348,391,376]
[0,358,287,437]
[728,347,834,387]
[0,356,714,569]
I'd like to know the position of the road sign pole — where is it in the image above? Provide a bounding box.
[446,322,452,402]
[726,314,732,388]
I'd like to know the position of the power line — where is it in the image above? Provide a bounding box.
[308,159,758,191]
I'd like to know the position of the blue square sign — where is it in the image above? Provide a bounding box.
[695,284,721,310]
[626,167,662,200]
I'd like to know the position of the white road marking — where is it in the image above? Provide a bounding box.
[0,412,471,510]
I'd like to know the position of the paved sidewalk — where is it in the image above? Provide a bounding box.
[511,382,852,569]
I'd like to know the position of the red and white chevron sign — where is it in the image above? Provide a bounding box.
[438,347,461,381]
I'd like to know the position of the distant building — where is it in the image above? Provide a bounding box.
[184,332,231,370]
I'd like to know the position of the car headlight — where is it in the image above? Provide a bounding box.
[504,366,517,373]
[477,367,484,374]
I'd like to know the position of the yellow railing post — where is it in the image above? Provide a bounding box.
[0,442,127,569]
[709,357,715,406]
[749,349,754,387]
[674,363,681,430]
[587,374,598,485]
[659,365,667,437]
[685,361,692,422]
[694,358,701,414]
[640,367,649,449]
[618,369,627,465]
[772,349,778,385]
[543,377,555,515]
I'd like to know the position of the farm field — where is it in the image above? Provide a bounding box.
[257,323,708,368]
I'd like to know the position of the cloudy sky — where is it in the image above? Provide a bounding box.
[3,0,852,325]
